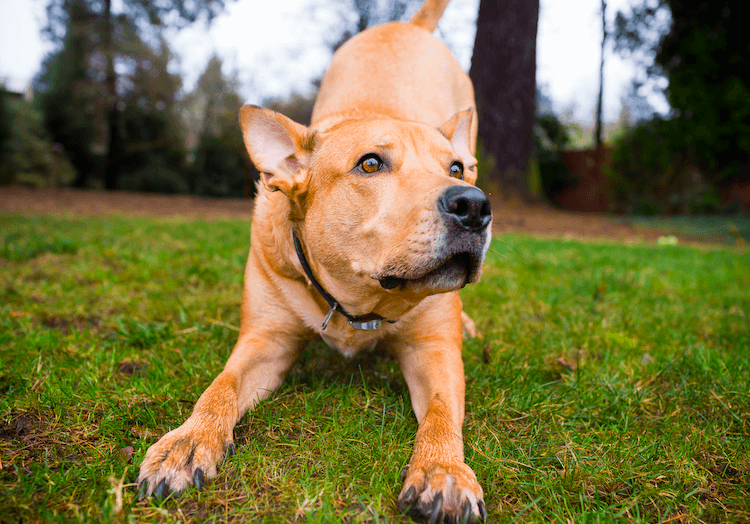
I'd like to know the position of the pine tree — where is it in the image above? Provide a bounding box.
[39,0,235,189]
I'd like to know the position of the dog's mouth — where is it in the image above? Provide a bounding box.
[377,250,481,294]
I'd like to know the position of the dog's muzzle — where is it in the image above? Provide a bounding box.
[377,185,492,293]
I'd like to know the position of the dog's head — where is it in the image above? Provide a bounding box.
[240,105,491,314]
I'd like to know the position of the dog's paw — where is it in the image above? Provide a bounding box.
[136,419,234,500]
[397,460,486,523]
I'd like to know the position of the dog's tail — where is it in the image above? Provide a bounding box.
[409,0,451,32]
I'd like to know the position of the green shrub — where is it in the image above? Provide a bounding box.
[193,131,250,198]
[535,113,576,201]
[118,163,188,194]
[473,139,494,192]
[607,117,696,214]
[0,91,77,186]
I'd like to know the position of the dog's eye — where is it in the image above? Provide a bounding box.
[358,154,383,174]
[450,161,464,180]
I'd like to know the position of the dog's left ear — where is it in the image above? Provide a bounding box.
[440,109,478,184]
[239,105,315,197]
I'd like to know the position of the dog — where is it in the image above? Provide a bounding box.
[137,0,492,521]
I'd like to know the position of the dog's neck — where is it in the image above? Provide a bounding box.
[291,228,397,331]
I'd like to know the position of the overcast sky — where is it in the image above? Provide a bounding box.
[0,0,667,124]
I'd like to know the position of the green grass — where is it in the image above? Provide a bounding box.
[1,214,749,523]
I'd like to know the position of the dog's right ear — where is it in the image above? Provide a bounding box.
[239,105,314,196]
[439,109,478,185]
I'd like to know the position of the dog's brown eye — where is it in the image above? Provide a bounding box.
[450,161,464,180]
[358,154,383,174]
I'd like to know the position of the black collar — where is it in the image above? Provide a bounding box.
[292,229,396,331]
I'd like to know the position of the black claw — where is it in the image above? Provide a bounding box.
[153,478,168,501]
[461,500,472,524]
[478,500,487,522]
[137,479,149,501]
[427,493,444,524]
[193,468,205,491]
[406,505,424,520]
[399,464,410,482]
[398,485,418,513]
[225,443,236,457]
[403,486,417,505]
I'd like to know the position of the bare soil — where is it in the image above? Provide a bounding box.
[0,185,687,243]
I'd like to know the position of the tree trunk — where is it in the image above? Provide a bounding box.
[103,0,121,190]
[595,0,607,149]
[470,0,539,201]
[192,99,215,194]
[72,166,89,188]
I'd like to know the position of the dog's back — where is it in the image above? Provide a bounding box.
[311,0,475,140]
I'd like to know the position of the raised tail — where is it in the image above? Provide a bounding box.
[409,0,451,32]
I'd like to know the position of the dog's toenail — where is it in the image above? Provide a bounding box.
[460,500,472,524]
[478,500,487,522]
[137,479,148,501]
[427,492,443,524]
[193,468,205,490]
[153,478,168,500]
[399,464,409,481]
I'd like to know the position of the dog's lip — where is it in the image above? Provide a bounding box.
[376,251,478,291]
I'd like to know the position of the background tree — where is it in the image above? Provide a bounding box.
[535,87,575,203]
[594,0,607,148]
[36,0,187,191]
[349,0,419,33]
[35,0,102,188]
[0,88,14,183]
[656,0,750,185]
[40,0,235,190]
[115,36,188,194]
[470,0,540,201]
[613,0,669,87]
[612,0,670,122]
[322,0,422,49]
[181,55,250,197]
[0,84,77,187]
[611,0,749,207]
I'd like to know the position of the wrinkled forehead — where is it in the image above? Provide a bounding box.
[313,119,454,163]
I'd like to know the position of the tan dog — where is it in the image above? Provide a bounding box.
[137,0,491,521]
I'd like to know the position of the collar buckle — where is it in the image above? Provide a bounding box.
[321,304,337,330]
[349,319,383,330]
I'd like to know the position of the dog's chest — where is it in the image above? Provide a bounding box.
[318,324,380,357]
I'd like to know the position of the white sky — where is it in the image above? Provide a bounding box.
[0,0,667,124]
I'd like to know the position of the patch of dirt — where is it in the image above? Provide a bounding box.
[699,452,750,485]
[118,359,150,377]
[41,314,102,334]
[0,412,60,475]
[0,412,44,441]
[0,186,254,220]
[0,185,707,243]
[0,410,107,477]
[488,198,653,241]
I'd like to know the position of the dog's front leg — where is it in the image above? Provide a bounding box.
[395,307,487,522]
[137,328,302,499]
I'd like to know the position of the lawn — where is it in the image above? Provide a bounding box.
[1,214,748,523]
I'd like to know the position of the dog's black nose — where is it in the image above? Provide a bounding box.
[439,186,492,232]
